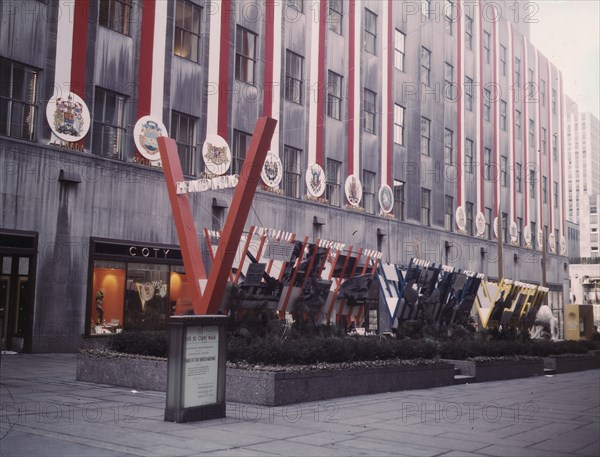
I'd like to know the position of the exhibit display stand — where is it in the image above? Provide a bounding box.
[164,315,228,423]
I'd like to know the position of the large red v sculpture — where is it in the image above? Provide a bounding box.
[158,117,277,315]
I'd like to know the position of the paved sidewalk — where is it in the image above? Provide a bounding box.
[0,354,598,457]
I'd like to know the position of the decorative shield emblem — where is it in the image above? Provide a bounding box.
[456,206,466,232]
[260,152,283,188]
[560,235,567,255]
[549,231,556,253]
[202,134,232,175]
[134,116,168,161]
[305,163,325,197]
[46,92,90,142]
[345,175,362,206]
[524,225,532,247]
[537,228,544,250]
[475,211,486,236]
[378,185,394,213]
[510,221,518,244]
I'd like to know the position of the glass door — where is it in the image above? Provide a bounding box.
[1,255,32,351]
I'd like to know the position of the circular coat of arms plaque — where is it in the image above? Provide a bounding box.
[510,221,519,244]
[524,225,532,247]
[133,116,168,162]
[560,235,567,255]
[305,163,326,197]
[202,134,232,175]
[378,185,394,213]
[345,175,363,207]
[261,152,283,188]
[456,206,466,232]
[46,92,90,142]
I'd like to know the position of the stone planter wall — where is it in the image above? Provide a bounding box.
[226,363,455,406]
[77,352,167,391]
[445,358,544,382]
[77,352,454,405]
[543,354,600,374]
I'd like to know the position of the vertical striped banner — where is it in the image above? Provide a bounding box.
[315,0,327,166]
[535,50,543,234]
[308,0,320,165]
[151,1,167,117]
[380,0,390,186]
[492,7,500,220]
[217,0,232,139]
[53,0,75,93]
[206,0,222,135]
[263,0,282,163]
[522,36,529,227]
[457,0,465,211]
[136,0,157,119]
[352,2,362,176]
[70,0,90,97]
[547,63,554,233]
[347,0,356,175]
[386,0,393,186]
[477,1,485,213]
[508,23,516,223]
[559,72,566,234]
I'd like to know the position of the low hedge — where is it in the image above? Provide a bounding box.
[106,330,599,364]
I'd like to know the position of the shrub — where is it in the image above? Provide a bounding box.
[107,331,168,358]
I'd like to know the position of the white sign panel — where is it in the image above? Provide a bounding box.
[183,325,219,408]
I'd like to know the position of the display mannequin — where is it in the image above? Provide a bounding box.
[95,289,105,324]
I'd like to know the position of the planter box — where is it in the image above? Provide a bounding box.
[543,354,600,374]
[226,363,455,406]
[77,352,454,405]
[445,358,544,382]
[77,352,167,391]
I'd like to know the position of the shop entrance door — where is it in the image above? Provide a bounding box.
[0,255,32,352]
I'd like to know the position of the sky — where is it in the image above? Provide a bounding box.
[530,0,600,118]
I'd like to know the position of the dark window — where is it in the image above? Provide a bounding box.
[529,119,535,147]
[553,134,558,160]
[363,88,376,133]
[421,188,431,226]
[516,162,522,193]
[465,138,474,174]
[328,0,343,35]
[542,127,547,154]
[531,221,537,250]
[500,100,507,130]
[171,111,197,175]
[485,207,492,240]
[394,104,405,145]
[232,129,251,175]
[515,57,521,86]
[483,88,491,121]
[500,45,507,75]
[235,26,257,84]
[362,170,376,214]
[465,15,473,50]
[444,0,454,35]
[422,0,431,18]
[174,0,202,63]
[541,79,546,106]
[285,50,303,104]
[444,62,455,99]
[421,47,431,86]
[543,176,548,203]
[466,202,474,236]
[283,145,301,198]
[0,58,38,141]
[394,180,404,220]
[445,195,454,231]
[484,147,493,180]
[529,168,536,196]
[553,181,558,208]
[465,76,473,111]
[421,117,431,156]
[483,31,491,63]
[364,9,377,54]
[99,0,132,35]
[287,0,303,13]
[517,217,523,246]
[502,212,508,243]
[394,29,405,71]
[93,87,127,159]
[516,110,522,139]
[327,71,342,119]
[445,128,454,164]
[326,159,341,206]
[500,155,508,187]
[552,89,557,114]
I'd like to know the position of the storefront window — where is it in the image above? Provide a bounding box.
[91,260,126,334]
[124,263,169,330]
